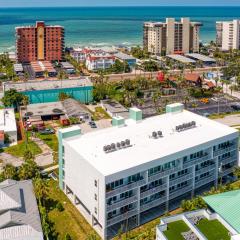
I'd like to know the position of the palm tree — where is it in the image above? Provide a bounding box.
[21,95,29,112]
[43,70,49,80]
[57,69,67,89]
[34,177,49,206]
[23,72,29,90]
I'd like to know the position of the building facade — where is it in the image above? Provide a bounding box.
[86,53,115,71]
[216,20,240,50]
[143,18,202,55]
[16,21,64,63]
[58,103,239,240]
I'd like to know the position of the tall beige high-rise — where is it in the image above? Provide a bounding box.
[216,20,240,50]
[143,18,202,55]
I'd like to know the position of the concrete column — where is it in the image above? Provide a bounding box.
[165,175,170,212]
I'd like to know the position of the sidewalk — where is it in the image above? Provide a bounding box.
[30,137,54,167]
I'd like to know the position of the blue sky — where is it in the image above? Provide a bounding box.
[1,0,240,7]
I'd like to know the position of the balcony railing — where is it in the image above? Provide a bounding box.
[107,208,138,226]
[213,145,236,157]
[169,185,193,200]
[169,173,194,187]
[140,183,167,199]
[220,166,236,177]
[195,175,216,188]
[106,179,146,198]
[140,196,167,212]
[106,195,138,212]
[195,164,216,176]
[183,155,210,168]
[148,166,182,182]
[221,156,237,166]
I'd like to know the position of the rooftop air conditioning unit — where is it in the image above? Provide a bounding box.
[152,131,157,138]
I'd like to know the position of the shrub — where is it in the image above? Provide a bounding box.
[56,202,64,212]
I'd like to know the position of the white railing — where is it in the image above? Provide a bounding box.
[169,173,194,187]
[221,156,237,165]
[169,185,193,200]
[195,175,216,188]
[213,145,236,157]
[106,195,138,212]
[183,155,210,168]
[140,183,167,199]
[106,179,146,198]
[148,166,182,182]
[140,196,167,212]
[195,164,216,176]
[106,208,138,226]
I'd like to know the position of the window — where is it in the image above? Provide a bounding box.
[94,194,97,201]
[94,207,97,214]
[94,180,97,187]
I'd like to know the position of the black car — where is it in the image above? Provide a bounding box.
[89,121,97,128]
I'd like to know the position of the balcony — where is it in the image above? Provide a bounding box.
[220,166,236,177]
[195,164,216,176]
[169,173,194,187]
[106,195,138,212]
[140,195,167,212]
[140,183,167,199]
[169,185,193,200]
[106,179,146,198]
[213,145,236,157]
[148,166,182,182]
[195,174,216,188]
[221,155,237,166]
[106,208,138,226]
[183,154,210,168]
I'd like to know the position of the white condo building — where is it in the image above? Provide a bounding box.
[216,20,240,50]
[143,18,202,55]
[58,103,239,239]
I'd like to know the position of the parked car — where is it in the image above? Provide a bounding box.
[39,128,55,135]
[89,121,97,128]
[231,103,240,111]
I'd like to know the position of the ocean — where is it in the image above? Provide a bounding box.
[1,6,240,52]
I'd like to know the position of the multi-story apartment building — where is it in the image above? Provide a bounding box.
[16,21,64,63]
[86,52,115,71]
[216,20,240,50]
[143,18,202,55]
[58,103,239,240]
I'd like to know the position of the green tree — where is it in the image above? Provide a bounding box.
[34,177,49,206]
[1,164,18,180]
[23,149,34,161]
[2,89,25,109]
[58,92,71,101]
[18,160,38,180]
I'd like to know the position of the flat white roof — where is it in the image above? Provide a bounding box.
[64,110,237,176]
[167,54,196,63]
[185,53,216,63]
[0,109,17,133]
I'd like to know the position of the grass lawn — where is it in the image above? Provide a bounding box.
[36,133,58,153]
[46,180,101,240]
[163,220,190,240]
[4,140,42,158]
[92,107,111,120]
[197,219,230,240]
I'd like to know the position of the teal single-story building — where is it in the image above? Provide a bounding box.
[3,78,93,104]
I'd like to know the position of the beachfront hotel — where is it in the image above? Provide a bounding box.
[143,18,202,55]
[16,21,64,63]
[216,20,240,51]
[58,103,239,239]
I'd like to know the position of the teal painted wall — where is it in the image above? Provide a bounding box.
[58,127,81,190]
[23,86,93,104]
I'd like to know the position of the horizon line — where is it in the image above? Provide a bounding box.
[1,5,240,8]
